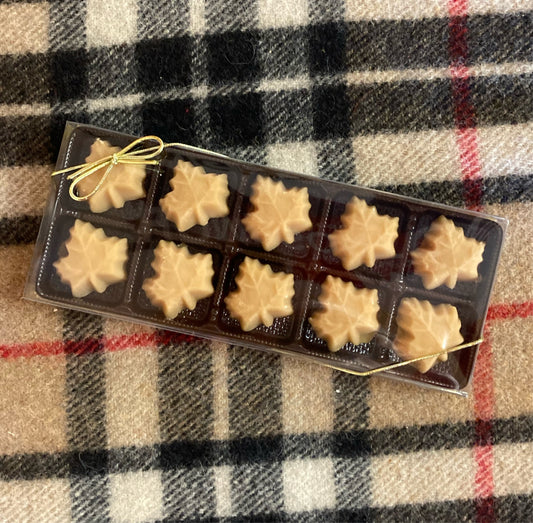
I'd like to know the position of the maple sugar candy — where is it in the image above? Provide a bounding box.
[225,257,295,331]
[411,215,485,290]
[310,276,380,352]
[78,139,146,213]
[54,220,128,297]
[394,297,464,373]
[143,241,214,319]
[242,176,312,251]
[160,159,230,231]
[329,196,399,270]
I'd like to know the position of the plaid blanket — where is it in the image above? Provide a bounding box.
[1,0,532,521]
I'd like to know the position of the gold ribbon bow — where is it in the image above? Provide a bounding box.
[51,135,165,201]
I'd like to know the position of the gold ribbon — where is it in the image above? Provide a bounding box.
[51,135,165,202]
[325,338,483,377]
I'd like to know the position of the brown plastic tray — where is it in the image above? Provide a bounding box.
[26,123,506,394]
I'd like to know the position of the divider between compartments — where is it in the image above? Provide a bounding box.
[139,155,165,232]
[398,212,419,284]
[123,236,149,306]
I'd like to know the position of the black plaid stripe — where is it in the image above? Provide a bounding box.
[158,337,214,442]
[2,414,533,481]
[69,475,110,523]
[1,13,532,101]
[209,92,264,148]
[49,0,87,51]
[0,116,53,166]
[309,0,345,24]
[333,373,371,511]
[205,0,258,32]
[472,73,533,127]
[162,467,216,520]
[138,0,190,39]
[0,54,50,104]
[108,446,160,473]
[136,35,193,92]
[468,12,533,64]
[230,463,284,516]
[347,18,449,70]
[51,49,89,103]
[87,45,139,99]
[62,310,109,521]
[0,216,42,245]
[89,107,143,137]
[228,349,282,439]
[263,89,314,143]
[258,27,309,79]
[206,30,260,85]
[316,138,356,183]
[334,458,372,511]
[142,97,197,143]
[310,22,348,76]
[312,83,352,140]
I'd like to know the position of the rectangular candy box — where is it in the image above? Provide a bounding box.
[25,122,506,395]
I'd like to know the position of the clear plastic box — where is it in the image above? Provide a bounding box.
[25,122,507,395]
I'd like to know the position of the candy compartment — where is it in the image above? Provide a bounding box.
[383,291,481,390]
[148,153,243,244]
[403,208,505,303]
[234,172,329,261]
[36,214,140,309]
[319,189,412,283]
[300,271,396,360]
[56,127,158,227]
[216,252,310,343]
[129,235,225,327]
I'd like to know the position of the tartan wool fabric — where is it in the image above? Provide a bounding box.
[1,0,533,521]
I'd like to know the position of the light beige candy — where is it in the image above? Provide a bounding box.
[329,196,399,270]
[54,219,128,297]
[242,176,312,251]
[393,297,464,373]
[142,240,214,319]
[78,139,146,213]
[160,160,230,231]
[309,275,380,352]
[225,257,295,331]
[411,215,485,289]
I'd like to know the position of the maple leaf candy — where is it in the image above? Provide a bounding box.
[77,139,146,213]
[309,275,380,352]
[242,176,312,251]
[142,241,214,319]
[329,196,399,270]
[410,215,486,290]
[54,219,128,297]
[393,297,464,373]
[160,160,230,231]
[225,257,295,331]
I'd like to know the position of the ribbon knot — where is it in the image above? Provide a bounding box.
[52,135,165,202]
